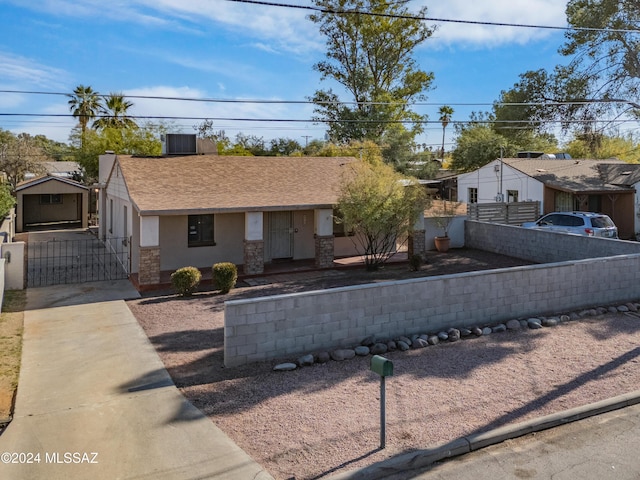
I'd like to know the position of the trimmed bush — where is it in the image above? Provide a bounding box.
[171,266,202,296]
[212,262,238,294]
[409,254,422,272]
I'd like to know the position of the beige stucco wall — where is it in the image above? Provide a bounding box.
[1,242,25,290]
[159,213,245,271]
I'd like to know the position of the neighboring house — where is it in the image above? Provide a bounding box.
[15,175,89,232]
[23,161,81,181]
[457,158,639,238]
[97,153,363,288]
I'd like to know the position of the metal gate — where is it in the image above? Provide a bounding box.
[27,235,130,287]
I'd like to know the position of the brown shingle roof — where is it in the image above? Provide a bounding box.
[503,158,632,193]
[116,155,358,214]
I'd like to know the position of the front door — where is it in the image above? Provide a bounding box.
[269,212,293,259]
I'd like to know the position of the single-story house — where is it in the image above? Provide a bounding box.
[15,175,89,232]
[457,158,640,239]
[97,153,365,288]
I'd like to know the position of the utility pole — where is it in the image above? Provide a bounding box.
[301,135,311,148]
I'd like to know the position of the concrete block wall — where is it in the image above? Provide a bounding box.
[464,220,640,262]
[224,251,640,367]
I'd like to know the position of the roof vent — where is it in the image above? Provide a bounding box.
[161,134,197,155]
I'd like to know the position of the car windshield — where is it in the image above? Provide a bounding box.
[591,216,615,228]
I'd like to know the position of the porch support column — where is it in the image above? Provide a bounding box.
[244,212,264,275]
[139,215,160,285]
[314,208,334,268]
[408,213,426,258]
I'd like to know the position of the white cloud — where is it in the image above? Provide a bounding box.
[0,52,70,89]
[138,0,323,55]
[424,0,567,47]
[11,0,321,55]
[11,0,567,56]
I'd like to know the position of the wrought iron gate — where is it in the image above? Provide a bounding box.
[27,235,130,287]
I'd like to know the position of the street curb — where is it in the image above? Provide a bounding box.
[326,389,640,480]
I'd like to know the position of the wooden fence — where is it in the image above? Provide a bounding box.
[467,201,540,225]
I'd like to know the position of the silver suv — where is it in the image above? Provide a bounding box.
[522,212,618,238]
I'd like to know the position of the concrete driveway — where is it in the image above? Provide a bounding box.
[0,279,273,479]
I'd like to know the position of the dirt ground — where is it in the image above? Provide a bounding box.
[128,249,640,480]
[0,291,26,425]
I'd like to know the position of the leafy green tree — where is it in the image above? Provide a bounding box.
[93,93,137,130]
[0,131,48,192]
[234,133,267,156]
[493,70,552,138]
[560,0,640,112]
[338,161,427,270]
[193,120,233,154]
[380,124,438,178]
[32,135,75,162]
[269,137,303,156]
[68,85,104,137]
[438,105,454,158]
[0,183,15,218]
[69,122,165,180]
[565,133,640,162]
[303,139,327,156]
[309,0,435,146]
[450,124,517,173]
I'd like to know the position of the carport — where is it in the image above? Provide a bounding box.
[15,175,89,233]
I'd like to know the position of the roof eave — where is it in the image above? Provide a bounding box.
[137,204,337,216]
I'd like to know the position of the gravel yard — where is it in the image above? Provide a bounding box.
[127,249,640,480]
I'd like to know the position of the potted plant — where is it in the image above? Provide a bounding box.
[429,200,461,253]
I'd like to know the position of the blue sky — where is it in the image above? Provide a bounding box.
[0,0,570,150]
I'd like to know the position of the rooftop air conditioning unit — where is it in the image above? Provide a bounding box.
[161,133,197,155]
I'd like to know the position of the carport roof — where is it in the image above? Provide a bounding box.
[115,155,358,215]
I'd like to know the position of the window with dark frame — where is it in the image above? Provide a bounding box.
[507,190,519,203]
[40,194,62,205]
[188,214,215,247]
[468,187,478,204]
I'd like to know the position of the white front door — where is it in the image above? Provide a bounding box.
[269,212,293,259]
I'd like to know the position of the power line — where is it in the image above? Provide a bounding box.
[0,112,637,127]
[226,0,640,35]
[2,89,638,109]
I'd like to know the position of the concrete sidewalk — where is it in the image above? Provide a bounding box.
[329,391,640,480]
[0,280,273,480]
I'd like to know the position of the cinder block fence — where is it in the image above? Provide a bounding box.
[224,221,640,367]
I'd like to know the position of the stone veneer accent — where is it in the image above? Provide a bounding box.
[315,235,334,268]
[243,240,264,275]
[408,229,426,258]
[138,246,160,285]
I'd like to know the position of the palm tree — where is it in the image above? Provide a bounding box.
[438,105,454,159]
[92,93,137,130]
[68,85,104,136]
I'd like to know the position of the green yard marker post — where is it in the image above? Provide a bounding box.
[370,355,394,449]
